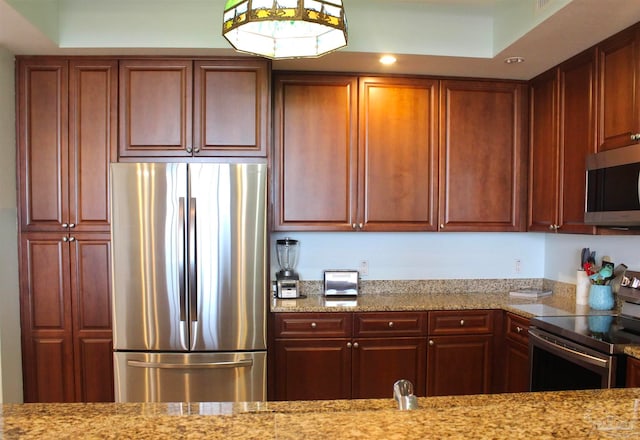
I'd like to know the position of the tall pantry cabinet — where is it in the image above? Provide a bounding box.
[17,58,116,402]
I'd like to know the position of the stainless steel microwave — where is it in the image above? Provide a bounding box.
[585,143,640,226]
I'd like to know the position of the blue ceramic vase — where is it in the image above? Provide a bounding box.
[588,284,614,311]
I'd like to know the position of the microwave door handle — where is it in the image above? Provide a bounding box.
[188,197,197,323]
[178,197,187,322]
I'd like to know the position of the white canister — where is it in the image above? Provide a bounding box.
[576,270,590,305]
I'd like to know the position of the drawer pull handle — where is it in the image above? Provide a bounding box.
[310,322,317,329]
[460,319,465,326]
[388,321,394,328]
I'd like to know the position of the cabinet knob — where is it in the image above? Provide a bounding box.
[352,223,357,229]
[353,342,359,349]
[68,236,75,242]
[440,224,445,229]
[516,326,523,333]
[194,147,201,154]
[186,146,193,153]
[62,223,68,228]
[347,342,352,348]
[631,134,640,142]
[69,223,75,228]
[310,322,317,329]
[62,236,68,242]
[388,321,394,328]
[460,319,465,326]
[429,340,434,346]
[358,223,363,229]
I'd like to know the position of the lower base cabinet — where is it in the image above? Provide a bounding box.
[272,312,428,400]
[503,312,531,393]
[272,310,499,400]
[626,357,640,387]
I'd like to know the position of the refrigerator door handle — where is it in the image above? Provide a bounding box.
[178,197,187,322]
[188,197,198,322]
[127,359,253,369]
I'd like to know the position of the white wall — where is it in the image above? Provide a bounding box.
[271,232,546,281]
[0,45,22,403]
[545,234,640,283]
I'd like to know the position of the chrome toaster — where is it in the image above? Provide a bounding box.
[323,270,359,296]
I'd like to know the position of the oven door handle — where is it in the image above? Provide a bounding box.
[529,329,610,369]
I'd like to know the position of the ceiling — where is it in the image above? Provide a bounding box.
[2,0,640,80]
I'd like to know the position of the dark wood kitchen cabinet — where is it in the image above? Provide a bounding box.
[426,310,495,396]
[626,357,640,387]
[19,232,113,403]
[17,58,116,232]
[273,313,353,400]
[273,74,438,231]
[17,56,116,403]
[119,58,269,158]
[528,49,597,234]
[438,80,527,231]
[503,312,530,393]
[272,312,428,400]
[597,23,640,151]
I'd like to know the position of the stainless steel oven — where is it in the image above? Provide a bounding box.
[529,325,624,391]
[529,313,640,392]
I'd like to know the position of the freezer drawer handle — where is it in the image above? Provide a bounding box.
[127,359,254,369]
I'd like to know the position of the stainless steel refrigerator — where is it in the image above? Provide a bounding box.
[110,162,267,403]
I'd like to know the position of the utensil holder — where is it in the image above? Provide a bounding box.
[588,284,615,311]
[576,270,590,305]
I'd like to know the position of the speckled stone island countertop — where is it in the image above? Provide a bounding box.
[4,389,640,439]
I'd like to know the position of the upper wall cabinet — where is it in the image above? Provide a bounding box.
[529,49,597,234]
[273,74,359,231]
[439,80,528,232]
[597,24,640,151]
[17,58,117,232]
[119,58,270,158]
[273,74,438,231]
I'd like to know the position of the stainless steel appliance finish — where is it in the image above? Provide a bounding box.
[585,143,640,227]
[110,162,267,402]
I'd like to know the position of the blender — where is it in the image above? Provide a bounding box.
[275,238,301,298]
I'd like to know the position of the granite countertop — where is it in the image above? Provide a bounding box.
[4,389,640,439]
[271,278,581,318]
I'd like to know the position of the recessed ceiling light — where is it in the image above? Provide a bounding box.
[504,56,525,64]
[379,55,397,65]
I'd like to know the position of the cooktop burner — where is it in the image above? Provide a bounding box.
[530,313,640,354]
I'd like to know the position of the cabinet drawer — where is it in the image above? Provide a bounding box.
[354,312,427,337]
[505,312,529,345]
[428,310,494,335]
[274,313,352,338]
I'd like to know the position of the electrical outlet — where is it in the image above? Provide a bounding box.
[359,260,369,276]
[515,259,521,274]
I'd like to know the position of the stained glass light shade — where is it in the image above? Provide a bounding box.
[223,0,347,59]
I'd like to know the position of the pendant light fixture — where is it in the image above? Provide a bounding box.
[222,0,347,60]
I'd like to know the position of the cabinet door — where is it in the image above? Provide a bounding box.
[17,59,69,232]
[19,233,75,402]
[426,334,493,396]
[358,77,439,231]
[70,233,114,402]
[626,357,640,387]
[273,339,351,401]
[119,59,193,157]
[352,337,426,399]
[597,24,640,151]
[528,69,559,232]
[273,74,358,230]
[69,60,117,232]
[439,80,527,231]
[558,50,597,234]
[193,60,269,157]
[504,340,530,393]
